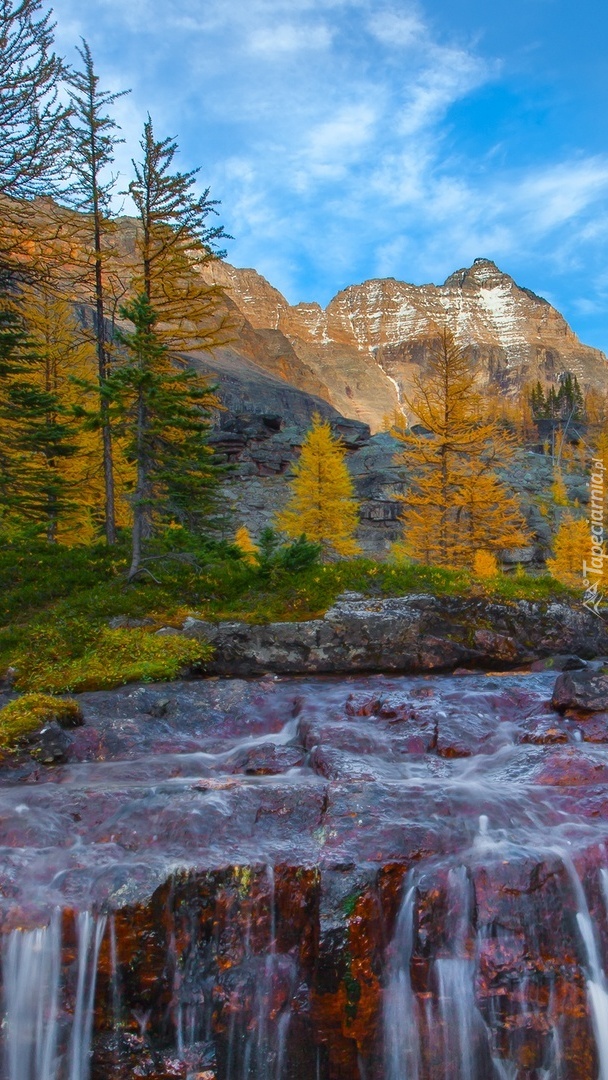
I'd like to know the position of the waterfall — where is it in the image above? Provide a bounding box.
[384,882,421,1080]
[68,913,107,1080]
[383,850,608,1080]
[2,911,106,1080]
[564,855,608,1080]
[223,866,296,1080]
[3,912,62,1080]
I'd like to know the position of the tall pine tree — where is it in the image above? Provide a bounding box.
[107,293,222,580]
[0,0,66,201]
[64,40,130,544]
[127,115,230,350]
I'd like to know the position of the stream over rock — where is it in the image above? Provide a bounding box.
[2,671,608,1078]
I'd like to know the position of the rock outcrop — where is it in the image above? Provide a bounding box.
[179,595,608,677]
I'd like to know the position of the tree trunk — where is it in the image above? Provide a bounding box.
[128,389,147,580]
[94,212,117,545]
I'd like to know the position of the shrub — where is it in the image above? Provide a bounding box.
[274,535,322,574]
[473,550,499,578]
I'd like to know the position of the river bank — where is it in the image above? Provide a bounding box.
[177,593,608,676]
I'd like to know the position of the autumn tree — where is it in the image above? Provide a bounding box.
[276,413,361,558]
[0,286,85,536]
[551,469,569,506]
[593,430,608,473]
[63,40,130,543]
[106,293,223,580]
[394,329,529,568]
[546,514,590,587]
[473,549,499,578]
[126,115,230,349]
[0,0,67,200]
[234,525,258,565]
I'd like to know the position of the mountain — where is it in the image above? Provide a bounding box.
[200,257,608,432]
[16,204,605,434]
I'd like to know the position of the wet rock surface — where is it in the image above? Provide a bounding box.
[552,667,608,712]
[2,671,608,1078]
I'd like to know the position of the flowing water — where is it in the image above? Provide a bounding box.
[2,670,608,1078]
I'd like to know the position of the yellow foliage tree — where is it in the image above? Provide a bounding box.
[594,430,608,472]
[276,414,361,557]
[234,525,258,565]
[551,470,569,506]
[14,284,133,542]
[473,549,499,578]
[394,329,529,568]
[546,515,590,587]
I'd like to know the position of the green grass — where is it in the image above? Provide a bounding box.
[0,535,577,694]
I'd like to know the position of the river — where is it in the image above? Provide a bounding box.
[1,669,608,1079]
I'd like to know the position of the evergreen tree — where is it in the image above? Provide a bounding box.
[394,329,529,568]
[557,371,585,424]
[276,413,361,558]
[0,302,28,513]
[530,372,586,458]
[0,291,80,535]
[106,293,222,580]
[16,283,132,542]
[64,40,130,544]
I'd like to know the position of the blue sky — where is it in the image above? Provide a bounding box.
[50,0,608,353]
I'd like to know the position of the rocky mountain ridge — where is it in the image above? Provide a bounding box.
[201,257,608,432]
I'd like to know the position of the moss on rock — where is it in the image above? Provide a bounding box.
[0,693,82,750]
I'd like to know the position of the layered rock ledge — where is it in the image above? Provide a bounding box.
[177,594,608,676]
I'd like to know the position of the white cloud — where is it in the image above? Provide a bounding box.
[367,9,425,48]
[516,159,608,232]
[248,22,333,55]
[293,104,378,186]
[49,0,608,348]
[397,46,489,136]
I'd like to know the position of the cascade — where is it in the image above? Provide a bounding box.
[1,670,608,1078]
[3,911,105,1080]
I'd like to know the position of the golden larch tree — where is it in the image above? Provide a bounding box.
[473,549,499,578]
[276,413,361,558]
[234,525,258,565]
[394,329,529,568]
[546,514,591,587]
[13,283,134,542]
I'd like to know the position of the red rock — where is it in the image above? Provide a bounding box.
[533,748,608,786]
